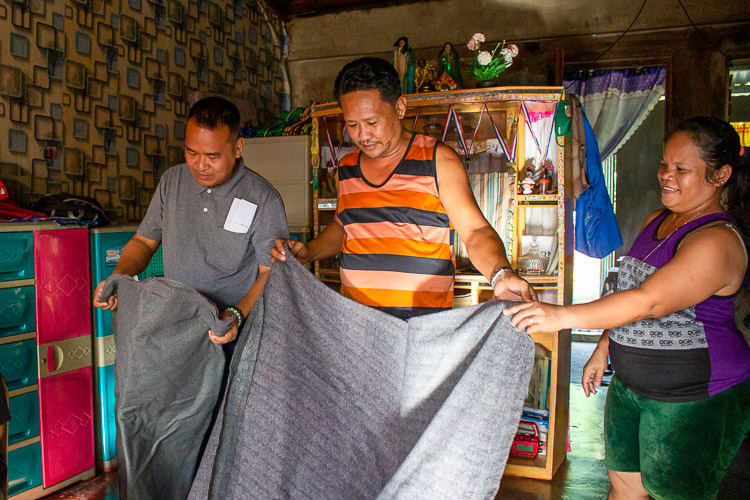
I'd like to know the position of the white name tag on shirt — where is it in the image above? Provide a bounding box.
[223,198,257,233]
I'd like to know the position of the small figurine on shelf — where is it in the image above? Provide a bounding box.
[437,42,463,89]
[542,159,556,193]
[519,159,536,194]
[391,36,416,94]
[524,159,536,180]
[538,176,550,194]
[520,175,536,195]
[531,162,545,184]
[415,59,437,93]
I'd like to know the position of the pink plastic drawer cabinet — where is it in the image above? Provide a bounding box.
[2,224,95,499]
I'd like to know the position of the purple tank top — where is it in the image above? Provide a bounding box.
[608,210,750,401]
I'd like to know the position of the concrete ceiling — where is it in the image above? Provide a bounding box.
[263,0,426,19]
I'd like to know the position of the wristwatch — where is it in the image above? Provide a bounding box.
[489,266,514,287]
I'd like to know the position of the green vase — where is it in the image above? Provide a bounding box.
[476,80,497,89]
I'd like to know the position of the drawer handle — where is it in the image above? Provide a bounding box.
[45,345,64,374]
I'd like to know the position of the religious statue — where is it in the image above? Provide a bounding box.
[437,42,463,89]
[391,36,416,94]
[415,59,437,93]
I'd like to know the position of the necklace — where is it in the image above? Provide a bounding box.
[639,208,708,262]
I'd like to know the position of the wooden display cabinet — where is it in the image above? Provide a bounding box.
[310,87,572,480]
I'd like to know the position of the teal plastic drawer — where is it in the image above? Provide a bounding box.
[8,390,40,445]
[0,232,34,281]
[0,339,37,390]
[91,230,136,338]
[0,286,36,338]
[8,441,43,497]
[138,245,164,279]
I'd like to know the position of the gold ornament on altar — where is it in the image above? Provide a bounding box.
[415,59,438,93]
[435,71,458,91]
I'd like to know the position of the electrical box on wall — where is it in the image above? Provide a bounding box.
[241,135,312,234]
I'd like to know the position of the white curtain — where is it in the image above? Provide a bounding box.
[564,67,666,158]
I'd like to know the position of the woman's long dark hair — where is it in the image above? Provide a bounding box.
[393,36,409,54]
[668,116,750,244]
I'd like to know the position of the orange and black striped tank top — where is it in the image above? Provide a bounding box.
[337,133,455,320]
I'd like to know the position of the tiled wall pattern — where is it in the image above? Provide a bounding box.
[0,0,289,222]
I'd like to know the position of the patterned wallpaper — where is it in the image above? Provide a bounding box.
[0,0,289,222]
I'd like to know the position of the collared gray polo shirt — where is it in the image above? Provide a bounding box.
[138,158,289,309]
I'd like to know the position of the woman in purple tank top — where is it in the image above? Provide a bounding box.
[506,117,750,500]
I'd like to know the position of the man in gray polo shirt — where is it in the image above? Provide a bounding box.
[93,96,289,343]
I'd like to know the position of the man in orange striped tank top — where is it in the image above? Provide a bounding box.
[273,57,536,319]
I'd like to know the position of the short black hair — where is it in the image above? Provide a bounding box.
[187,96,241,138]
[333,57,402,107]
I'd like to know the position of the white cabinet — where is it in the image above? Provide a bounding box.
[242,135,312,234]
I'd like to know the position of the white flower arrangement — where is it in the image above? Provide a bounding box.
[477,51,493,66]
[467,33,519,81]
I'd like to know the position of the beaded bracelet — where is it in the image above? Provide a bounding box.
[224,306,245,329]
[489,266,514,288]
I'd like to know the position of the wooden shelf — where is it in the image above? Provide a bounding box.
[311,87,571,482]
[454,272,559,290]
[317,270,341,282]
[454,272,489,284]
[517,194,559,205]
[319,276,341,284]
[506,453,548,472]
[522,274,560,283]
[316,198,337,209]
[527,331,560,353]
[505,456,564,481]
[311,87,563,117]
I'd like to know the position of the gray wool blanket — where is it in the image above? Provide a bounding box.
[189,256,535,500]
[101,275,233,500]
